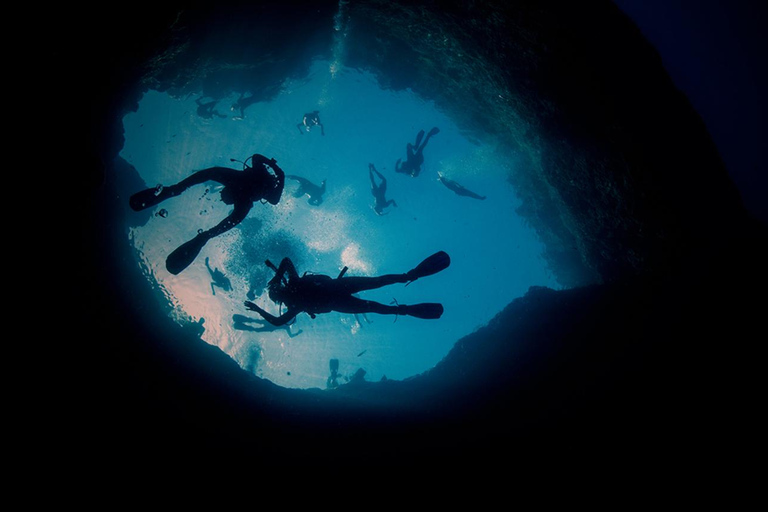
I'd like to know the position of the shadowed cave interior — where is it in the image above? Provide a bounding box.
[64,0,767,464]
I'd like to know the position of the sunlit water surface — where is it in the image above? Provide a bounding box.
[120,60,559,389]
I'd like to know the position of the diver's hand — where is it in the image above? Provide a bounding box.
[244,301,260,312]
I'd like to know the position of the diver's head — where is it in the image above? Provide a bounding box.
[268,280,288,304]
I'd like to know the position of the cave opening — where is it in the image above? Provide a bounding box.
[118,57,561,389]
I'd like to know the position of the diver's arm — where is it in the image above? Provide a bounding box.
[244,301,298,326]
[269,257,300,284]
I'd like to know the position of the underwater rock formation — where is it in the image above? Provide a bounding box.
[58,0,767,465]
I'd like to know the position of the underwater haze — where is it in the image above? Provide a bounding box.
[119,59,558,389]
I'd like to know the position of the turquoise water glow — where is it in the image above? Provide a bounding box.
[119,60,558,389]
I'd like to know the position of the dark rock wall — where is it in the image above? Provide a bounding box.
[51,0,767,465]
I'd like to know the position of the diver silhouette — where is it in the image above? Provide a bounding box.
[395,127,440,177]
[232,314,303,338]
[129,154,285,275]
[287,175,326,205]
[296,110,325,136]
[437,172,486,200]
[369,163,397,215]
[230,92,258,120]
[195,97,227,119]
[327,358,341,389]
[205,257,232,295]
[243,251,451,326]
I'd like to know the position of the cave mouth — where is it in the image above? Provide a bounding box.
[118,57,561,389]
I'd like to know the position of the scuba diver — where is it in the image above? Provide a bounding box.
[437,172,486,200]
[287,175,326,205]
[129,154,285,275]
[327,358,341,389]
[296,110,325,136]
[205,257,232,295]
[244,251,451,326]
[395,127,440,177]
[230,92,258,120]
[369,163,397,215]
[232,314,303,338]
[195,97,227,119]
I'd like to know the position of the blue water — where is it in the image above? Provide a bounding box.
[119,59,558,389]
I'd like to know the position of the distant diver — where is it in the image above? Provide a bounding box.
[395,127,440,177]
[195,97,227,119]
[327,358,341,389]
[287,174,326,205]
[232,314,303,338]
[297,110,325,136]
[437,172,486,200]
[230,92,258,120]
[244,251,451,326]
[205,257,232,295]
[369,163,397,215]
[129,154,285,275]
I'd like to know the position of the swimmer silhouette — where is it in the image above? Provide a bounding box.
[205,257,232,295]
[437,172,486,200]
[232,314,303,338]
[129,154,285,275]
[244,251,451,326]
[369,163,397,215]
[287,175,326,205]
[195,97,227,119]
[327,358,341,389]
[395,127,440,177]
[296,110,325,136]
[230,92,258,120]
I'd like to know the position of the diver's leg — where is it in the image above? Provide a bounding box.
[334,297,443,319]
[175,167,239,190]
[165,202,251,275]
[418,127,440,153]
[334,274,409,295]
[414,129,425,148]
[132,166,240,210]
[200,201,251,239]
[378,176,388,195]
[372,167,386,182]
[333,296,401,316]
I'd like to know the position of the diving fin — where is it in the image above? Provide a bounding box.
[401,303,444,320]
[427,127,440,137]
[166,233,210,275]
[406,251,451,283]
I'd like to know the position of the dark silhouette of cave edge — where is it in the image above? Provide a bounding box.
[55,0,767,466]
